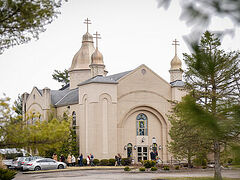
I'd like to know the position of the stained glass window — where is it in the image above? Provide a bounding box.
[136,113,147,136]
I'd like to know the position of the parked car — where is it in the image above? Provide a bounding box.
[2,159,14,169]
[23,158,66,171]
[12,156,43,170]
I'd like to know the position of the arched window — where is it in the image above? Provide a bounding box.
[127,143,133,158]
[72,111,76,129]
[136,113,148,136]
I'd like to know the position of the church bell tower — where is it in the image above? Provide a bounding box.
[169,39,183,82]
[89,31,107,77]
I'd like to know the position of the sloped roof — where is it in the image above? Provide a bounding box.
[170,80,185,87]
[54,88,79,107]
[51,89,71,105]
[78,70,132,86]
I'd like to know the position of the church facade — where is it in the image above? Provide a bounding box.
[22,20,185,163]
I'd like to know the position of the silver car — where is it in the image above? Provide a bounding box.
[23,158,66,171]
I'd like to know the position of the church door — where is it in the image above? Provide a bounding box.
[137,146,148,162]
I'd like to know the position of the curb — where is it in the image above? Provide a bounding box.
[22,166,126,174]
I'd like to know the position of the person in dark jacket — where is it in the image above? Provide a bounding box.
[60,154,65,163]
[78,153,83,166]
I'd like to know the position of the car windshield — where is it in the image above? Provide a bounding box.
[25,157,31,161]
[18,157,24,161]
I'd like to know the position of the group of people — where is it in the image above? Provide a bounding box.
[114,154,122,166]
[52,153,94,166]
[52,153,76,166]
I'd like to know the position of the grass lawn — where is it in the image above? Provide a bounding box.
[229,164,240,168]
[153,178,240,180]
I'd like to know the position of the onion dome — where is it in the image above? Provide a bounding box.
[170,54,182,70]
[91,48,104,65]
[69,32,95,71]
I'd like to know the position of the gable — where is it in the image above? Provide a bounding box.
[117,64,171,100]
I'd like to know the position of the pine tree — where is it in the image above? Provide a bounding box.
[181,31,240,180]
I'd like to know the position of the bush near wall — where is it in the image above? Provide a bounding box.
[0,168,17,180]
[93,159,100,166]
[100,159,109,166]
[143,160,156,168]
[163,165,170,170]
[150,167,157,171]
[82,159,87,166]
[108,159,116,166]
[139,167,146,171]
[121,158,131,166]
[124,166,131,171]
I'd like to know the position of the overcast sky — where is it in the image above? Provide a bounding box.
[0,0,239,102]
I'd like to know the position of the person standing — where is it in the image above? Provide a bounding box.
[60,154,65,163]
[115,155,118,166]
[71,155,76,166]
[150,151,154,161]
[90,154,94,166]
[67,154,72,166]
[87,155,90,166]
[79,153,83,166]
[52,153,58,161]
[117,154,121,166]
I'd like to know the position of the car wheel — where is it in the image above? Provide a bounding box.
[34,166,41,171]
[58,164,64,169]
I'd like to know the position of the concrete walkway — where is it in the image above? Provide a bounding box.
[22,166,126,174]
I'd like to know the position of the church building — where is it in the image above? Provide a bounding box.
[22,19,185,163]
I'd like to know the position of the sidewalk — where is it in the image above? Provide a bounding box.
[22,166,126,174]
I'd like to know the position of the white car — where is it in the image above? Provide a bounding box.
[23,158,66,171]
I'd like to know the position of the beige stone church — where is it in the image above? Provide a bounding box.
[22,20,185,163]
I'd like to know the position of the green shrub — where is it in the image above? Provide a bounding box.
[93,159,99,166]
[108,159,116,166]
[175,165,180,170]
[193,157,207,166]
[139,167,146,171]
[150,167,157,171]
[143,160,156,168]
[82,159,87,165]
[0,168,17,180]
[163,165,169,170]
[100,159,109,166]
[121,158,131,166]
[202,166,207,169]
[124,166,131,171]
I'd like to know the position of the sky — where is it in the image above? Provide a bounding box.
[0,0,239,102]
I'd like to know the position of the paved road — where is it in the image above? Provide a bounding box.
[14,169,240,180]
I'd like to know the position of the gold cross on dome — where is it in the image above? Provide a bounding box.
[172,39,180,55]
[93,31,101,49]
[84,18,91,33]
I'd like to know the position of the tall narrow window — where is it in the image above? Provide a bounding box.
[72,111,76,129]
[136,113,148,136]
[127,143,133,158]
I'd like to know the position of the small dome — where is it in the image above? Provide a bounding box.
[82,32,93,42]
[170,55,182,70]
[91,48,104,65]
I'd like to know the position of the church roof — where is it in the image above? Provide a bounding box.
[51,89,72,105]
[170,80,185,87]
[54,88,79,107]
[107,70,132,81]
[78,70,132,86]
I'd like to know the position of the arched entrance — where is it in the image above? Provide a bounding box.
[120,106,168,163]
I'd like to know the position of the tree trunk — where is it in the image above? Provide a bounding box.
[187,152,192,168]
[214,140,222,180]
